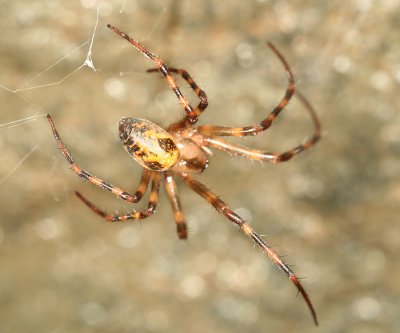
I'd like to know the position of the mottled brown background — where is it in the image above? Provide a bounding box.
[0,1,399,332]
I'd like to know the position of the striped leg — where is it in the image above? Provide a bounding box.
[196,42,296,137]
[128,169,152,202]
[107,24,199,124]
[47,114,149,203]
[75,173,160,222]
[147,67,208,131]
[203,91,321,163]
[179,174,318,326]
[164,172,187,239]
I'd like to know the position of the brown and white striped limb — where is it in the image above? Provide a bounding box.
[164,172,187,239]
[196,42,295,137]
[107,24,200,125]
[75,173,161,222]
[47,114,151,203]
[179,173,318,326]
[203,91,321,163]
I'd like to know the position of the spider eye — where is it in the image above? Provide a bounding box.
[119,118,179,171]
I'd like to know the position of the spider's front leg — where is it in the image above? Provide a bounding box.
[196,42,296,137]
[203,91,321,163]
[179,173,318,326]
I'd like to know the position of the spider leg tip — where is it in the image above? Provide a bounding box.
[266,40,274,48]
[289,275,318,326]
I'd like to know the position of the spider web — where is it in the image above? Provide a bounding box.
[0,3,167,190]
[2,2,396,333]
[0,8,99,186]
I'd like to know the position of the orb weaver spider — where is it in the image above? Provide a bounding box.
[47,24,321,325]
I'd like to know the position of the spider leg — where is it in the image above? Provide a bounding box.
[196,42,296,137]
[130,169,152,202]
[75,172,161,222]
[203,91,320,163]
[47,114,149,203]
[107,24,199,125]
[179,173,318,326]
[164,172,187,239]
[147,67,208,131]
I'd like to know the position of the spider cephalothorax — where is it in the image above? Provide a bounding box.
[48,24,321,325]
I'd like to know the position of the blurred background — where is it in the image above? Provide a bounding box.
[0,1,399,332]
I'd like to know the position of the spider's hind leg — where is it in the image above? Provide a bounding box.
[107,24,201,126]
[75,173,161,222]
[47,114,147,203]
[147,67,208,121]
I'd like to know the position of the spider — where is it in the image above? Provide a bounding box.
[47,24,321,325]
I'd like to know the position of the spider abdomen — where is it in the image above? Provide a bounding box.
[119,118,179,171]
